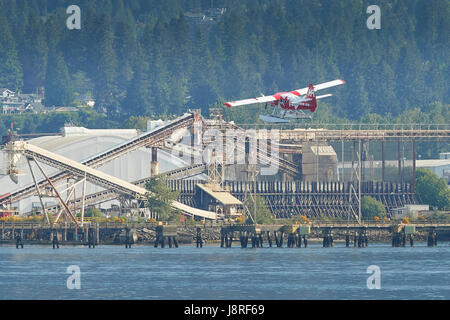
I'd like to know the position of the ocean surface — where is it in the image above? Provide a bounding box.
[0,242,449,300]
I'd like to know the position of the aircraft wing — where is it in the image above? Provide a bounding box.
[224,95,277,108]
[224,79,345,107]
[316,94,333,100]
[290,79,346,96]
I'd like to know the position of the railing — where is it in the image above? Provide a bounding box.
[237,123,450,131]
[289,220,450,228]
[1,220,449,231]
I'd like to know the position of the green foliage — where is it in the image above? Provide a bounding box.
[245,195,275,225]
[361,196,386,220]
[0,0,447,120]
[121,115,151,131]
[84,208,103,218]
[0,109,120,137]
[0,15,23,90]
[426,212,450,222]
[0,0,448,164]
[145,175,180,221]
[44,49,74,107]
[29,213,44,223]
[416,168,450,210]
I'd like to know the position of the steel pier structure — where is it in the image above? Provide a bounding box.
[2,139,217,222]
[168,179,417,219]
[0,112,201,206]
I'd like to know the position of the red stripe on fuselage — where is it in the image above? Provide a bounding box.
[272,92,289,100]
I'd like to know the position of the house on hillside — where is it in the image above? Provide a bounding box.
[18,93,43,104]
[205,7,227,20]
[0,88,15,99]
[184,9,206,23]
[74,93,95,107]
[1,88,46,114]
[184,7,226,24]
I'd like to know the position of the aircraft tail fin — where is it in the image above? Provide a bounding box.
[304,84,317,112]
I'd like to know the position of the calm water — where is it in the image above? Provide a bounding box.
[0,243,448,300]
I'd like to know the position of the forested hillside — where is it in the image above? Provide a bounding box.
[0,0,448,122]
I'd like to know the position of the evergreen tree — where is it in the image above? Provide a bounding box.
[361,196,386,220]
[114,16,137,101]
[44,49,73,107]
[416,168,450,210]
[145,175,180,222]
[0,15,23,90]
[21,14,48,92]
[92,14,118,115]
[0,0,447,123]
[245,195,275,225]
[122,46,152,116]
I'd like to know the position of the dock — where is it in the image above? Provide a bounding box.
[1,221,448,248]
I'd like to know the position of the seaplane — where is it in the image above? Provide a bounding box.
[224,79,345,123]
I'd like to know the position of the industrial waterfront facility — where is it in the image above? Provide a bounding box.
[0,109,449,224]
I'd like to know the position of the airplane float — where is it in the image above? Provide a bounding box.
[224,79,345,123]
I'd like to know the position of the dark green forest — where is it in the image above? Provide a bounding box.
[0,0,448,132]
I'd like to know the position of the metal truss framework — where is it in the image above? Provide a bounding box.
[2,114,447,224]
[168,180,417,220]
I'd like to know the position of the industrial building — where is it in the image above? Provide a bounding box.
[0,125,199,215]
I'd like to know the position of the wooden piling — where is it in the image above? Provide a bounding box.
[52,230,59,249]
[427,231,433,247]
[154,234,159,248]
[288,233,296,248]
[87,228,96,248]
[299,234,303,248]
[322,229,332,248]
[226,233,232,247]
[267,231,272,248]
[96,223,100,245]
[16,235,23,248]
[125,228,129,248]
[85,226,88,244]
[196,227,203,248]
